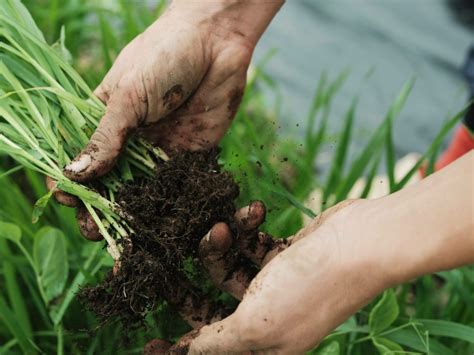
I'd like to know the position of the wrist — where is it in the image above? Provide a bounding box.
[358,154,474,287]
[169,0,284,50]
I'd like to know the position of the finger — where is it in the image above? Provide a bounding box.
[45,176,79,207]
[199,223,254,300]
[234,200,266,231]
[143,339,171,355]
[64,82,143,183]
[93,85,110,104]
[174,314,256,354]
[233,201,286,266]
[76,206,102,242]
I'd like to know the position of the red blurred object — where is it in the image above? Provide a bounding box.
[436,125,474,171]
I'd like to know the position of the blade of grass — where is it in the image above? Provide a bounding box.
[418,319,474,343]
[335,80,413,202]
[396,107,466,189]
[385,79,414,192]
[0,296,40,354]
[324,97,357,199]
[0,240,33,338]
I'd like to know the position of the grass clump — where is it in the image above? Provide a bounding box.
[0,0,240,330]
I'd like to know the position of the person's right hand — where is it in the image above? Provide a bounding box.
[144,199,390,354]
[47,0,285,240]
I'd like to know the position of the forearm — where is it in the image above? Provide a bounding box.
[364,151,474,285]
[170,0,284,48]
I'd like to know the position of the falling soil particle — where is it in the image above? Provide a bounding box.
[79,149,240,329]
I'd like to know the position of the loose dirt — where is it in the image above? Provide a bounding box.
[79,149,239,329]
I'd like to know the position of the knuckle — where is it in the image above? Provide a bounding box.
[91,127,120,154]
[116,74,148,124]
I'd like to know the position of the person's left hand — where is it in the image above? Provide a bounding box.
[145,198,394,354]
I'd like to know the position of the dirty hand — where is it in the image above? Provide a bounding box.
[161,199,388,354]
[49,0,284,239]
[161,152,474,354]
[145,199,384,353]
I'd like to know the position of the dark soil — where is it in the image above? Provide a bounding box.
[79,149,239,329]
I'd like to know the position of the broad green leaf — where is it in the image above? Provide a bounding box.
[314,341,340,355]
[369,289,399,334]
[33,227,68,303]
[31,188,54,224]
[373,337,404,354]
[0,220,21,243]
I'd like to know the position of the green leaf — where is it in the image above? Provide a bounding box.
[0,220,21,243]
[33,227,68,303]
[369,289,399,334]
[384,79,414,191]
[314,341,340,355]
[51,26,72,64]
[386,328,453,355]
[31,188,54,223]
[0,296,39,354]
[418,319,474,343]
[0,164,22,180]
[395,107,465,189]
[373,337,404,354]
[0,239,32,339]
[324,97,357,198]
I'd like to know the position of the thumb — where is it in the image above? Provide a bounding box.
[64,89,141,182]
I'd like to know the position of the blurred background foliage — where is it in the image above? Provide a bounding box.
[0,1,473,354]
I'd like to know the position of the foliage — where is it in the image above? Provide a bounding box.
[0,1,473,354]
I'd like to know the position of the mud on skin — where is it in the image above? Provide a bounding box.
[79,149,240,330]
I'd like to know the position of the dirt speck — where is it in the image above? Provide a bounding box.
[163,84,184,111]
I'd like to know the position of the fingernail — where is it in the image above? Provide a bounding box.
[65,154,91,173]
[204,231,211,243]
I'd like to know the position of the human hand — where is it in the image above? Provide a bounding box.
[161,152,474,354]
[144,198,393,354]
[48,0,285,239]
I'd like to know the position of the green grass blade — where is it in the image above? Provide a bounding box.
[396,107,466,189]
[0,240,33,339]
[358,150,383,199]
[385,79,414,192]
[0,295,40,354]
[335,81,413,202]
[418,319,474,343]
[324,97,357,199]
[386,328,453,355]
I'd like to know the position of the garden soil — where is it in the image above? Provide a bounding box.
[79,149,240,329]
